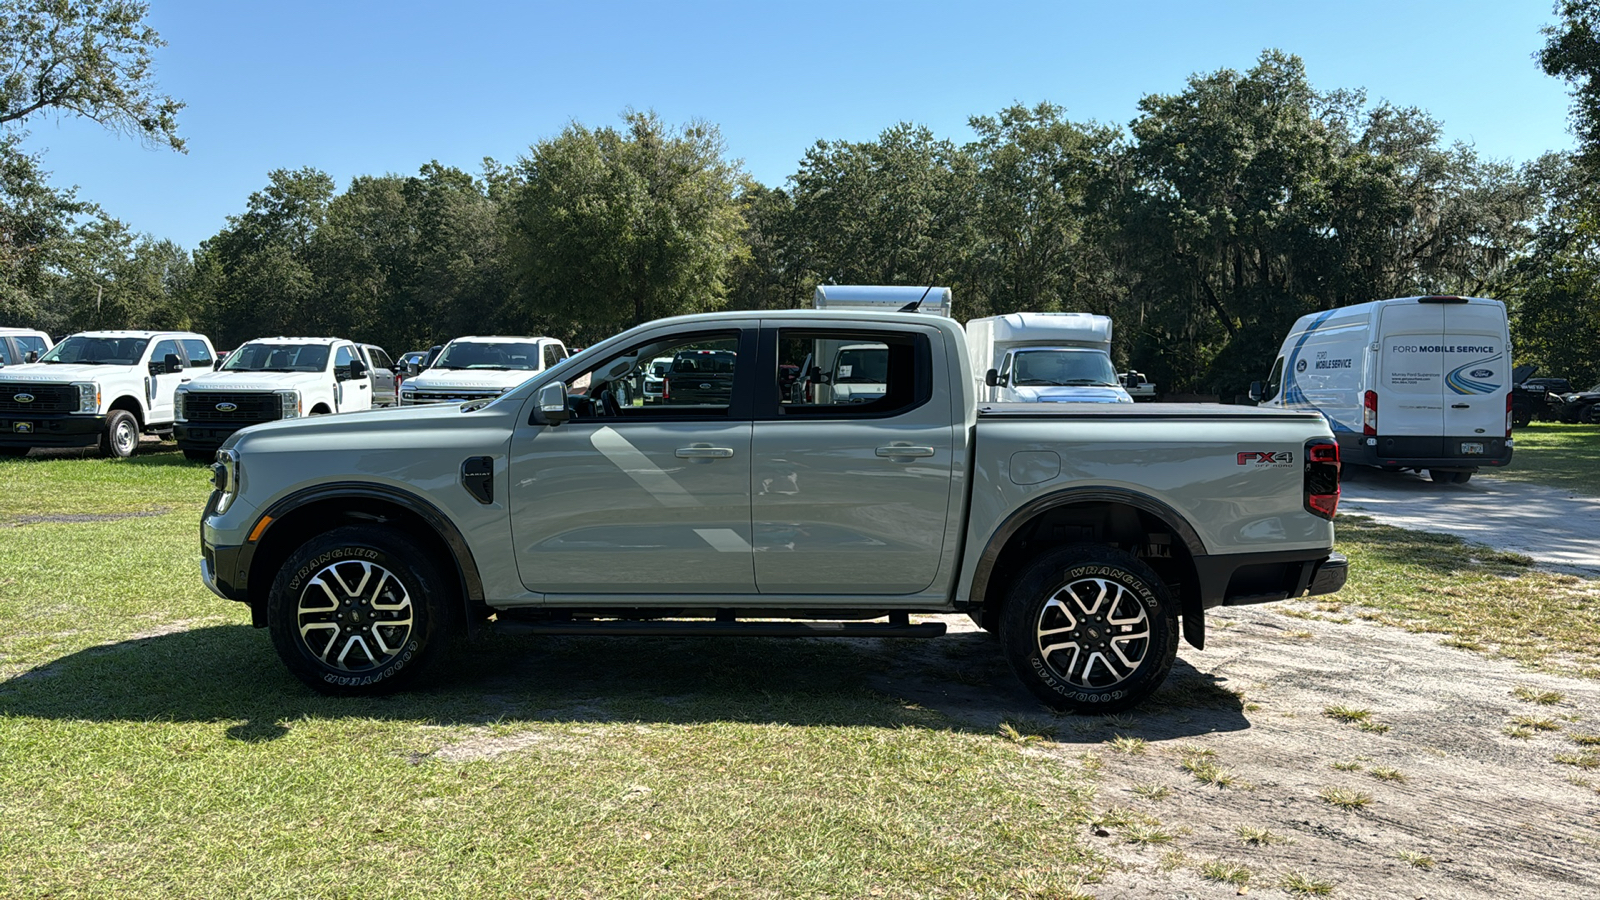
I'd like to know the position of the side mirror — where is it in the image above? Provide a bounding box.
[984,368,1005,387]
[213,357,225,370]
[1123,373,1141,388]
[535,382,570,426]
[404,360,420,378]
[348,359,369,380]
[164,353,183,374]
[1249,381,1264,402]
[24,350,38,364]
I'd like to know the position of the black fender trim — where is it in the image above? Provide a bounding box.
[966,487,1210,646]
[254,482,486,607]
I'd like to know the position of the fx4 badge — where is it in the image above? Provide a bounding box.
[1237,451,1293,466]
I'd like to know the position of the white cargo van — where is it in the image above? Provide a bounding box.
[966,312,1132,404]
[1252,295,1512,483]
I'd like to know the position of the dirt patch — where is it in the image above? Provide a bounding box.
[3,508,171,527]
[875,608,1600,899]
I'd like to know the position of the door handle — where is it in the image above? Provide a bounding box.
[876,445,935,459]
[675,447,734,459]
[1451,403,1469,409]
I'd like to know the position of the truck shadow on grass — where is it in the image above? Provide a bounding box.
[0,624,1248,743]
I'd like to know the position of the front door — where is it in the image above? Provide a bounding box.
[147,339,186,424]
[751,324,957,595]
[510,326,757,595]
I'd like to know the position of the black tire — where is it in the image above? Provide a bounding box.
[999,545,1179,714]
[1512,407,1532,429]
[267,525,455,696]
[1584,404,1600,425]
[1454,471,1473,484]
[182,448,215,462]
[0,446,29,458]
[98,409,139,458]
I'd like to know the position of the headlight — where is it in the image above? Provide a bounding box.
[401,390,415,405]
[276,389,301,419]
[175,388,189,422]
[72,382,99,414]
[210,448,240,514]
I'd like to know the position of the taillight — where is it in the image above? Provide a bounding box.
[1506,392,1513,437]
[1363,391,1377,436]
[1305,439,1341,520]
[662,377,670,400]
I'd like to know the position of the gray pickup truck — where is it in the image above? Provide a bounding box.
[200,310,1346,712]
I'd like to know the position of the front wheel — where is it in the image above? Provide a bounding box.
[267,525,455,696]
[999,545,1179,714]
[99,409,139,458]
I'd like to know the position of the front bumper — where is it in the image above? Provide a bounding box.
[176,422,250,450]
[0,413,106,447]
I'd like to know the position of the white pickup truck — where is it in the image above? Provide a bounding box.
[200,310,1346,712]
[399,335,567,406]
[0,330,217,458]
[175,337,383,461]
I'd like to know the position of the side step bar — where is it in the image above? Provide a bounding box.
[492,617,947,639]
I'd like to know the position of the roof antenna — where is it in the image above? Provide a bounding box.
[898,285,935,313]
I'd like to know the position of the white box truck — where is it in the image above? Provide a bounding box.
[966,312,1132,404]
[1251,295,1513,483]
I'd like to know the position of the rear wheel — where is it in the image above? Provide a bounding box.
[1583,404,1600,424]
[1429,468,1472,484]
[98,409,139,458]
[267,525,455,696]
[999,545,1179,714]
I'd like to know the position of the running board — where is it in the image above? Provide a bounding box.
[492,618,947,638]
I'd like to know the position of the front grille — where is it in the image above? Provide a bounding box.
[0,383,76,413]
[183,392,282,424]
[411,390,499,404]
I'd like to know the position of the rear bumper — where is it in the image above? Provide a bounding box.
[1337,433,1512,470]
[0,413,105,447]
[1195,549,1347,609]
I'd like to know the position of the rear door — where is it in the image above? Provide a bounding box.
[1377,301,1445,437]
[1440,301,1509,444]
[751,323,957,595]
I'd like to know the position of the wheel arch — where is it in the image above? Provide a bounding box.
[967,487,1209,649]
[245,482,487,630]
[107,395,145,426]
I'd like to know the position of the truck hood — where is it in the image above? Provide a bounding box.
[0,363,139,383]
[406,369,539,391]
[224,401,472,448]
[183,370,327,392]
[1010,385,1134,403]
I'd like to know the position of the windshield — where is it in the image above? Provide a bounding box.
[222,342,332,373]
[39,336,149,366]
[1010,349,1119,387]
[434,341,544,370]
[833,345,889,384]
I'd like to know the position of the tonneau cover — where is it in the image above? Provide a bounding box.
[977,402,1326,421]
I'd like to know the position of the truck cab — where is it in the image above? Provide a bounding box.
[0,328,52,368]
[0,330,215,458]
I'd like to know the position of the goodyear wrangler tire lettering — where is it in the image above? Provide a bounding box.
[268,526,453,697]
[1000,545,1179,714]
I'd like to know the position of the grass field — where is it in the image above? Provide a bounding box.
[0,445,1108,899]
[1498,422,1600,494]
[3,442,1597,897]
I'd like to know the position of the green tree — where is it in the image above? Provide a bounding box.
[785,123,976,291]
[0,0,183,149]
[505,111,747,342]
[1541,0,1600,174]
[0,135,88,325]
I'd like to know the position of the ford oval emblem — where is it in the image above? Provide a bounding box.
[699,383,711,389]
[215,402,238,412]
[1470,368,1493,379]
[14,393,33,403]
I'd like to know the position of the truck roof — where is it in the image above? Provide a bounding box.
[972,312,1113,345]
[447,335,559,344]
[241,337,350,346]
[63,330,207,340]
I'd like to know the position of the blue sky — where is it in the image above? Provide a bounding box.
[15,0,1578,251]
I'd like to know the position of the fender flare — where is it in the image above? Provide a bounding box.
[257,481,486,606]
[967,486,1209,647]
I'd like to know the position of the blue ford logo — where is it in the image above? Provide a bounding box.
[1295,360,1307,373]
[1470,368,1492,379]
[14,393,33,403]
[215,402,238,412]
